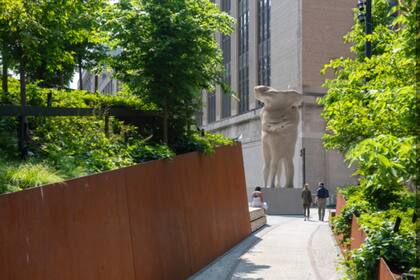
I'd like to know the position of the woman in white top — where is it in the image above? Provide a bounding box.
[250,186,268,211]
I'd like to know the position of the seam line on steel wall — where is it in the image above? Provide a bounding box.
[179,157,195,276]
[123,169,138,280]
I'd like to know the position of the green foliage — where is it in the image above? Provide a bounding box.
[346,135,416,209]
[1,77,153,110]
[0,77,233,193]
[0,112,176,193]
[173,131,234,155]
[129,143,174,163]
[319,1,416,154]
[344,222,416,279]
[107,0,235,140]
[332,187,370,243]
[0,117,18,158]
[0,77,172,192]
[320,1,418,278]
[35,117,133,174]
[0,0,108,87]
[0,0,241,195]
[337,185,360,200]
[358,208,415,236]
[0,160,63,193]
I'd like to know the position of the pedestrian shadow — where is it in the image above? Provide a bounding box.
[231,258,271,280]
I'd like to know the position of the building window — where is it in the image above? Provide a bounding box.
[207,92,216,123]
[238,0,249,114]
[101,80,114,95]
[116,80,123,92]
[221,0,231,11]
[258,0,271,87]
[221,0,231,118]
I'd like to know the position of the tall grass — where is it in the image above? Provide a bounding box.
[0,161,63,194]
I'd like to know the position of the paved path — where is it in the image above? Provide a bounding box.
[190,209,343,280]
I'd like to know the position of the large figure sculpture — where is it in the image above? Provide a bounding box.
[255,86,302,188]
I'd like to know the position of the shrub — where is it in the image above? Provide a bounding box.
[358,209,415,237]
[331,186,370,243]
[333,187,417,278]
[338,185,360,200]
[128,143,174,163]
[172,131,235,155]
[0,77,235,194]
[344,222,416,279]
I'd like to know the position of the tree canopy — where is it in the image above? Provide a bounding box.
[319,0,417,207]
[0,0,107,88]
[322,1,418,278]
[107,0,235,143]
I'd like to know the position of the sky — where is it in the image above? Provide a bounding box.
[69,71,79,89]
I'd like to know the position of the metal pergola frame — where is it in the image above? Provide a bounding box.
[0,104,163,159]
[0,105,161,118]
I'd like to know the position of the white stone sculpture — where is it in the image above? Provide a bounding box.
[255,86,302,188]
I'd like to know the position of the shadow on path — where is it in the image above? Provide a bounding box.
[231,258,271,280]
[188,225,270,280]
[190,210,342,280]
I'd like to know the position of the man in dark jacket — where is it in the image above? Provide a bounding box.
[301,183,312,221]
[316,182,329,221]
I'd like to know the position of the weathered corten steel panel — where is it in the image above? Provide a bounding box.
[0,171,136,280]
[182,151,222,272]
[378,258,397,280]
[0,144,251,280]
[336,193,346,216]
[0,194,13,279]
[181,144,251,274]
[225,145,252,247]
[125,159,192,280]
[61,172,136,280]
[350,214,366,251]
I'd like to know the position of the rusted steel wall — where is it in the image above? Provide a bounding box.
[378,258,397,280]
[350,214,366,250]
[336,193,346,216]
[0,144,251,280]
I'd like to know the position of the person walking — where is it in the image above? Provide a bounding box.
[301,183,312,221]
[316,182,329,221]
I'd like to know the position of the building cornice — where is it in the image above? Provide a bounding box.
[205,108,262,130]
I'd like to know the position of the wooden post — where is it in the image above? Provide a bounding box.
[59,72,64,89]
[162,101,168,144]
[163,111,168,144]
[18,60,28,160]
[104,114,109,137]
[79,59,83,90]
[47,91,52,107]
[393,217,401,233]
[94,75,98,93]
[1,47,7,96]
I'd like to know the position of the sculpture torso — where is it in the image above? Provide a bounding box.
[255,86,302,188]
[261,106,299,136]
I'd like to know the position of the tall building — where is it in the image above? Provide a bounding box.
[202,0,357,198]
[79,70,121,95]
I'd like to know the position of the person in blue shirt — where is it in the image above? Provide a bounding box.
[316,182,329,221]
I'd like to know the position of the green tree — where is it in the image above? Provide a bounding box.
[319,0,417,209]
[0,0,108,89]
[108,0,234,143]
[323,2,418,277]
[0,0,109,157]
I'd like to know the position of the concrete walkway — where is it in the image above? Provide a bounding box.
[190,209,343,280]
